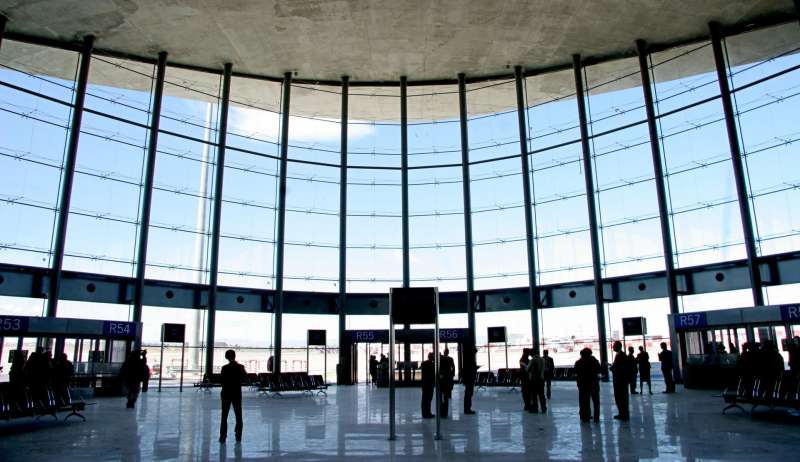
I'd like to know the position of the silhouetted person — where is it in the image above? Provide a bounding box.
[267,355,274,373]
[658,342,675,393]
[220,349,247,443]
[369,355,378,385]
[462,346,477,414]
[9,351,27,409]
[25,349,53,408]
[637,346,652,395]
[611,341,629,420]
[519,349,532,411]
[627,346,638,394]
[440,348,455,418]
[52,352,74,406]
[528,349,546,413]
[574,347,600,423]
[120,350,146,408]
[141,350,150,393]
[420,352,435,418]
[757,341,784,400]
[543,350,555,400]
[737,342,756,396]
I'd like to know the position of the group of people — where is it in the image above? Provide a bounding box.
[368,354,390,386]
[610,341,675,421]
[518,349,555,414]
[8,348,74,408]
[420,348,463,418]
[736,340,789,398]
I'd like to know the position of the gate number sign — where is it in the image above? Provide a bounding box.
[674,312,707,330]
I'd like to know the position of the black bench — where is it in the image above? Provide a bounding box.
[0,382,86,422]
[723,372,800,414]
[194,373,223,391]
[257,372,327,397]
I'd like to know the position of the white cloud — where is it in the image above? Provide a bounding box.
[230,106,375,144]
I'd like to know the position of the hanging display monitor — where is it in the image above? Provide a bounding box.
[487,326,507,343]
[308,329,327,346]
[162,323,186,343]
[622,317,647,336]
[390,287,438,325]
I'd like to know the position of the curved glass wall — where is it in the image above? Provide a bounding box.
[1,20,800,374]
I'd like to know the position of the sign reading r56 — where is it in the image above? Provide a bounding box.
[675,312,707,330]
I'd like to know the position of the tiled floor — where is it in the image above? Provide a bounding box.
[0,381,796,461]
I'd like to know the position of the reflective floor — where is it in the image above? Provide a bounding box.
[0,381,796,461]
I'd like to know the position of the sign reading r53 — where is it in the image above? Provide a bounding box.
[0,316,29,333]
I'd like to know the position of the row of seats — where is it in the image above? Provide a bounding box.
[256,373,328,397]
[723,371,800,414]
[475,367,577,389]
[0,382,85,422]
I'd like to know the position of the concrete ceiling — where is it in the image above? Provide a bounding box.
[0,0,797,120]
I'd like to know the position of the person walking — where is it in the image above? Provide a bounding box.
[636,346,652,394]
[120,350,146,409]
[420,352,435,418]
[462,346,477,414]
[219,349,247,444]
[574,348,601,423]
[611,341,630,420]
[658,342,675,393]
[543,350,555,400]
[627,346,638,395]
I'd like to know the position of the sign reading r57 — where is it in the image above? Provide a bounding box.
[675,312,707,330]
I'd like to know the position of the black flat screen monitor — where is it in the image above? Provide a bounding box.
[390,287,437,325]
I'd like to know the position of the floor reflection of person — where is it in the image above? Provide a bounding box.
[420,352,435,418]
[219,349,247,444]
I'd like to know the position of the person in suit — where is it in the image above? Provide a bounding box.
[462,346,477,414]
[627,346,638,395]
[658,342,675,393]
[369,355,378,385]
[440,348,456,418]
[420,352,435,418]
[574,347,601,422]
[528,349,547,413]
[637,346,652,395]
[519,348,532,411]
[610,341,630,420]
[543,350,555,400]
[219,349,247,444]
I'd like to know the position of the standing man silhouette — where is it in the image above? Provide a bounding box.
[420,352,435,418]
[440,348,456,418]
[220,349,247,444]
[574,347,601,423]
[611,341,630,420]
[462,346,477,414]
[543,350,555,400]
[658,342,675,393]
[528,349,547,413]
[627,346,638,395]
